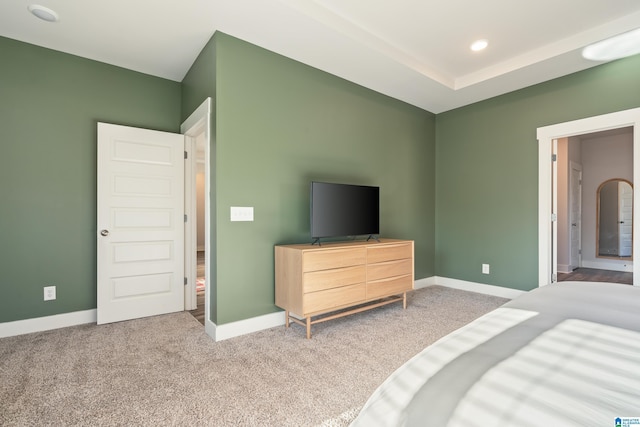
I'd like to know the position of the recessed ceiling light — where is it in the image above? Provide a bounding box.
[470,39,488,52]
[582,28,640,61]
[28,4,59,22]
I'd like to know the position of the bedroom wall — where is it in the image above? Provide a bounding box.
[435,53,640,291]
[4,29,637,330]
[0,36,182,323]
[182,32,436,325]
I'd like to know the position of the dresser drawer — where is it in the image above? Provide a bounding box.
[304,283,366,314]
[303,247,366,272]
[367,259,412,281]
[367,243,412,264]
[304,265,366,293]
[366,274,413,300]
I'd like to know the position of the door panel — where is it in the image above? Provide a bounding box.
[619,181,633,257]
[97,122,184,325]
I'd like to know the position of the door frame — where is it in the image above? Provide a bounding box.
[538,107,640,287]
[181,98,213,335]
[568,161,582,271]
[183,133,197,311]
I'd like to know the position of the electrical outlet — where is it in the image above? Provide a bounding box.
[44,286,56,301]
[482,264,490,274]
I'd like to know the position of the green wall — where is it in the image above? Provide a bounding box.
[0,37,181,322]
[435,54,640,291]
[183,33,436,325]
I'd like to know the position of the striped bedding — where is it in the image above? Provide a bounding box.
[350,282,640,427]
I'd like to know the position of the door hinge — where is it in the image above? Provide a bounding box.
[184,277,188,286]
[551,213,557,222]
[184,214,188,223]
[579,249,582,255]
[552,273,557,282]
[184,151,188,160]
[552,154,557,162]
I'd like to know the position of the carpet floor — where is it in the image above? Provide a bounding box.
[0,286,508,426]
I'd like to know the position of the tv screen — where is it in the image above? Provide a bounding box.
[310,181,379,241]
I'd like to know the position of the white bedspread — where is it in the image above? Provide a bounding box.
[350,282,640,427]
[350,308,537,427]
[448,319,640,427]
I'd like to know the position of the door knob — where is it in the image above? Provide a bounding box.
[100,229,110,236]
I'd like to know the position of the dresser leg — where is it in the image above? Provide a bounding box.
[306,317,311,339]
[403,292,407,309]
[285,311,290,328]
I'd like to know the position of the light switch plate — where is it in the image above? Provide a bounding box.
[230,206,254,222]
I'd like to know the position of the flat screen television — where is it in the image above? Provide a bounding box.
[310,181,379,243]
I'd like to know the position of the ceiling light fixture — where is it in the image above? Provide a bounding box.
[28,4,59,22]
[582,28,640,61]
[470,39,488,52]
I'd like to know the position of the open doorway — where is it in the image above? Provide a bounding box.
[189,134,207,324]
[537,107,640,288]
[555,128,634,285]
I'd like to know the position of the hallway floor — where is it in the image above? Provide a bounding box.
[558,267,632,285]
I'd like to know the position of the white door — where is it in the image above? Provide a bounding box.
[569,163,582,269]
[97,122,185,324]
[619,181,633,257]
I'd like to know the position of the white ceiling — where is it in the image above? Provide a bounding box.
[2,0,640,113]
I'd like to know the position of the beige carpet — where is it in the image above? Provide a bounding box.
[0,286,508,426]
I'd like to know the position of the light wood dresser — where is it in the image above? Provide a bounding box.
[275,239,414,338]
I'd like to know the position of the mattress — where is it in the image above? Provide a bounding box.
[350,282,640,427]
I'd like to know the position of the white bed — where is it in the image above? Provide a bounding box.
[350,282,640,427]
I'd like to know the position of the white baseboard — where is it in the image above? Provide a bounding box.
[0,309,97,339]
[414,276,437,289]
[432,276,526,299]
[1,277,527,341]
[581,260,633,272]
[205,318,217,339]
[207,311,287,342]
[558,264,572,274]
